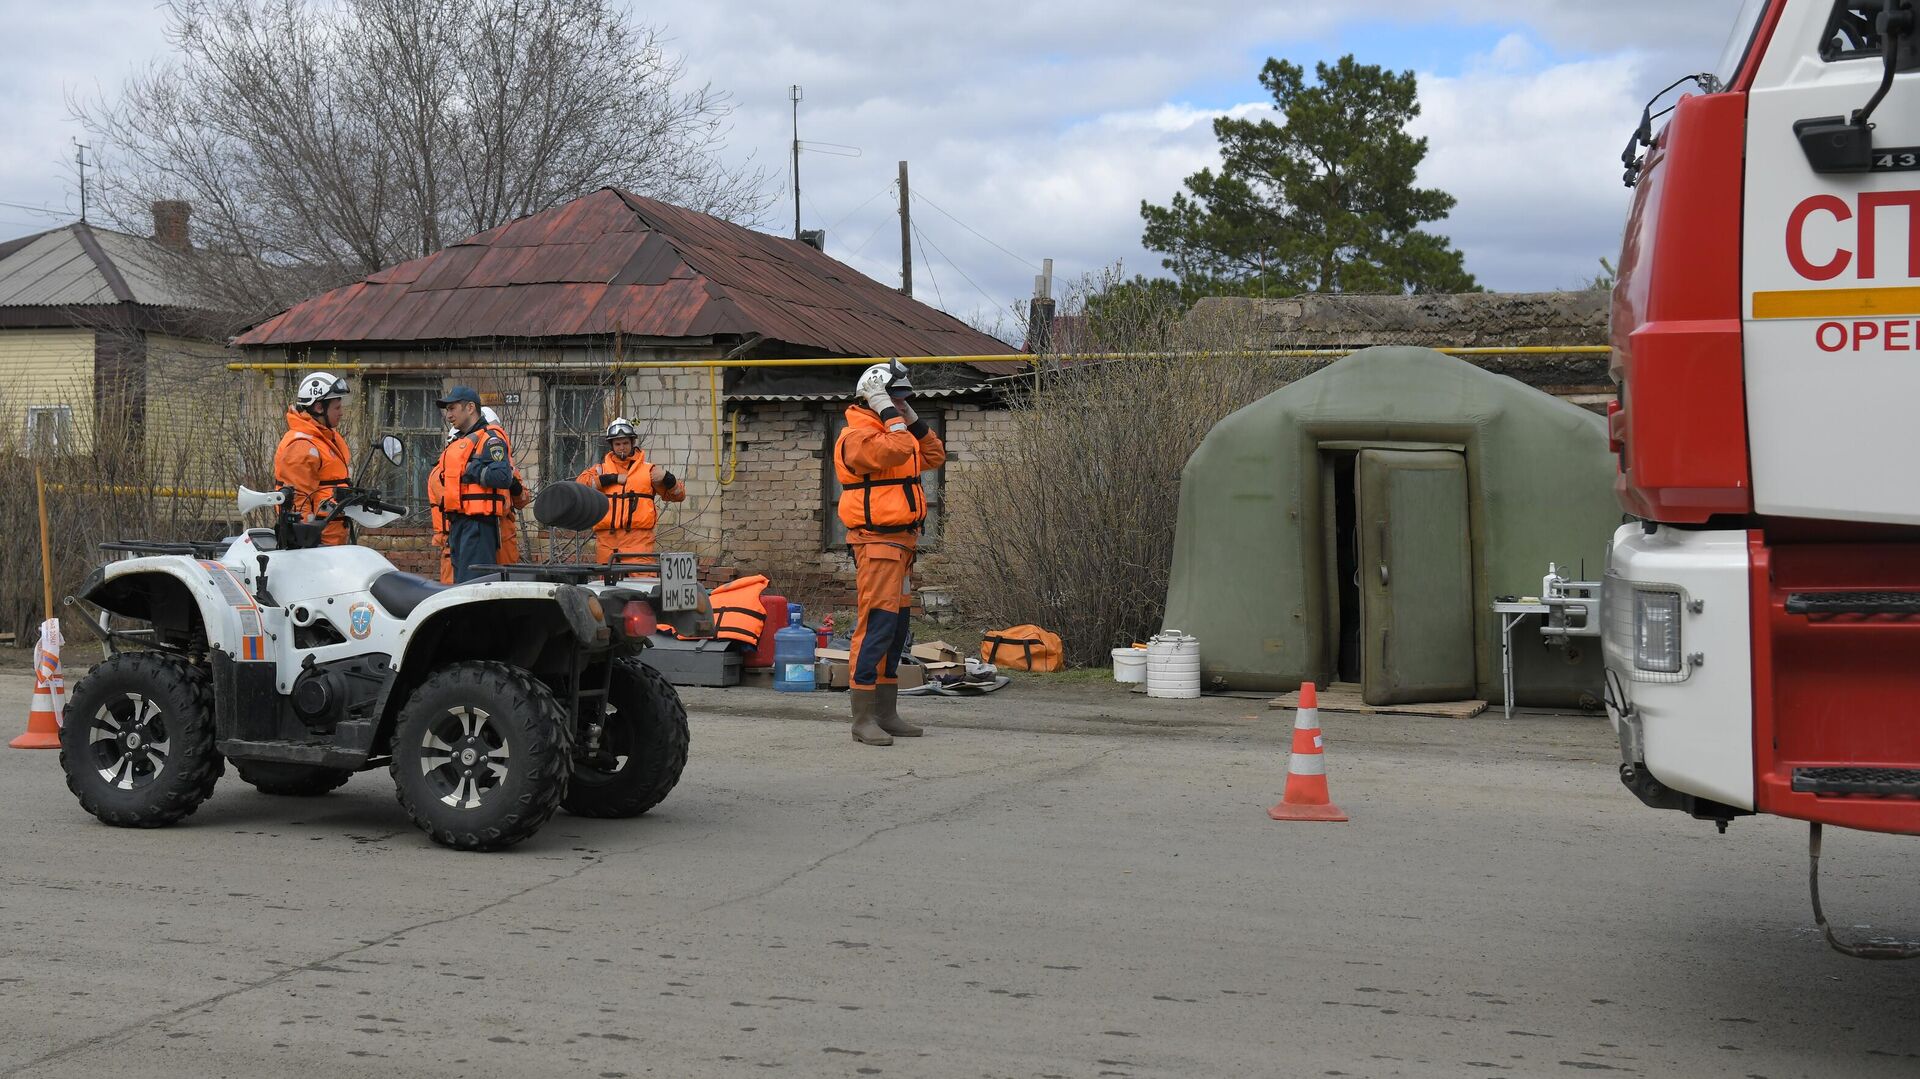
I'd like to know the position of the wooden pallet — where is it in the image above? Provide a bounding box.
[1268,682,1487,719]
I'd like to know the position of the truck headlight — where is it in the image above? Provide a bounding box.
[1633,590,1682,673]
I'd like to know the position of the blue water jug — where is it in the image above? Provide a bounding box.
[772,605,817,692]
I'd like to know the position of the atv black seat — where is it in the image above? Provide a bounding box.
[371,571,451,618]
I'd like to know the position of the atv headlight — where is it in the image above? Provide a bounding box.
[1633,590,1681,674]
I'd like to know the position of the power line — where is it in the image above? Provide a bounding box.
[911,218,1001,315]
[911,188,1040,273]
[911,220,942,309]
[826,185,891,235]
[848,187,899,260]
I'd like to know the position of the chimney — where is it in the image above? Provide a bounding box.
[799,228,826,252]
[151,201,192,252]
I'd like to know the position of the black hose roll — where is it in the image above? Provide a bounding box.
[533,481,609,531]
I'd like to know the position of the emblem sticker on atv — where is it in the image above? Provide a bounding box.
[348,602,375,639]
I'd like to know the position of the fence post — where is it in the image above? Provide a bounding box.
[35,463,53,622]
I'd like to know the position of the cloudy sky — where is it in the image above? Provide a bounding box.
[0,1,1745,329]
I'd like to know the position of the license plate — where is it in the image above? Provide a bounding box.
[658,551,698,612]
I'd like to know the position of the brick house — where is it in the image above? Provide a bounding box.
[231,188,1023,592]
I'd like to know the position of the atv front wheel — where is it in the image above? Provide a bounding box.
[234,760,353,797]
[390,661,570,851]
[563,657,690,818]
[59,653,222,828]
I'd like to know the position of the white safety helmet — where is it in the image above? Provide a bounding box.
[605,418,638,442]
[482,406,501,426]
[295,371,350,410]
[858,358,912,397]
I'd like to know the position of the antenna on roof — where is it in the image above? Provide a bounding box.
[789,85,803,239]
[73,140,90,223]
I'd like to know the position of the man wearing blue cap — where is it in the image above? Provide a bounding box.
[433,386,519,582]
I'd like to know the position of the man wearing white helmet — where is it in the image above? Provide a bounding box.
[575,416,683,563]
[272,371,354,546]
[833,359,945,746]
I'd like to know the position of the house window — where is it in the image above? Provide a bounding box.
[25,406,74,456]
[547,383,606,484]
[373,381,444,504]
[823,408,944,550]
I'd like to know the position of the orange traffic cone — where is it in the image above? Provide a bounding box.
[12,618,64,750]
[1268,682,1347,822]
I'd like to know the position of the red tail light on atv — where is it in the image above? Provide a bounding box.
[622,600,655,639]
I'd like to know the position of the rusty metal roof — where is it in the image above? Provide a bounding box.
[233,188,1025,373]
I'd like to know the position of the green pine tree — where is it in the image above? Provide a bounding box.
[1141,56,1479,299]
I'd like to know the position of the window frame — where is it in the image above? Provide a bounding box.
[370,380,445,508]
[546,381,609,486]
[25,405,75,457]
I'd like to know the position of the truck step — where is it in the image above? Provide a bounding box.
[1784,591,1920,617]
[1792,766,1920,797]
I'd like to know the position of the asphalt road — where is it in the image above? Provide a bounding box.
[2,673,1917,1079]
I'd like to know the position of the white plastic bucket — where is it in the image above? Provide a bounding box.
[1112,647,1147,684]
[1146,631,1200,699]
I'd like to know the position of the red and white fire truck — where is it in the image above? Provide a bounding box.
[1607,0,1920,956]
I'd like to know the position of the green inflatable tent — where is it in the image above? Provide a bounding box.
[1161,346,1619,706]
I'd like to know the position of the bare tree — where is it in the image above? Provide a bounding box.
[73,0,770,325]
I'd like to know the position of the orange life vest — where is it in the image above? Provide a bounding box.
[707,574,770,647]
[835,407,927,534]
[272,409,353,545]
[436,426,511,518]
[580,451,660,534]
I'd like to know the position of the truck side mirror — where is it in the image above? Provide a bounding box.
[1798,1,1917,174]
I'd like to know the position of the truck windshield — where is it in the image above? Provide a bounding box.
[1713,0,1774,87]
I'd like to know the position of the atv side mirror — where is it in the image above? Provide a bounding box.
[237,485,286,515]
[379,435,404,465]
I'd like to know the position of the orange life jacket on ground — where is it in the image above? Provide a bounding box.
[272,408,353,546]
[835,406,928,536]
[707,574,771,647]
[436,425,511,519]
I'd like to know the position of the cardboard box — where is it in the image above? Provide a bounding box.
[896,664,926,690]
[815,659,849,690]
[816,646,851,662]
[911,640,963,664]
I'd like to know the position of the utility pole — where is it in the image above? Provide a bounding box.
[790,85,803,239]
[74,141,89,223]
[897,160,912,298]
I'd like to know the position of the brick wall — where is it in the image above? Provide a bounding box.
[711,398,1010,617]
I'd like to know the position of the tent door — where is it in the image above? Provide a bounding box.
[1357,448,1475,705]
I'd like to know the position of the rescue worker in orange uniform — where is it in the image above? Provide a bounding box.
[834,359,945,746]
[575,417,684,564]
[433,386,520,582]
[272,371,354,546]
[429,406,528,581]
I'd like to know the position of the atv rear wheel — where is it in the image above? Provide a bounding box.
[390,661,570,851]
[59,652,222,828]
[563,657,690,818]
[234,760,353,797]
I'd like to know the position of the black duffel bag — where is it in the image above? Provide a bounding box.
[533,481,610,531]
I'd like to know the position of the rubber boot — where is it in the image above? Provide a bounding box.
[873,683,922,737]
[850,688,893,746]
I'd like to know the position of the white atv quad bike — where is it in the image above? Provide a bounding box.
[57,441,698,851]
